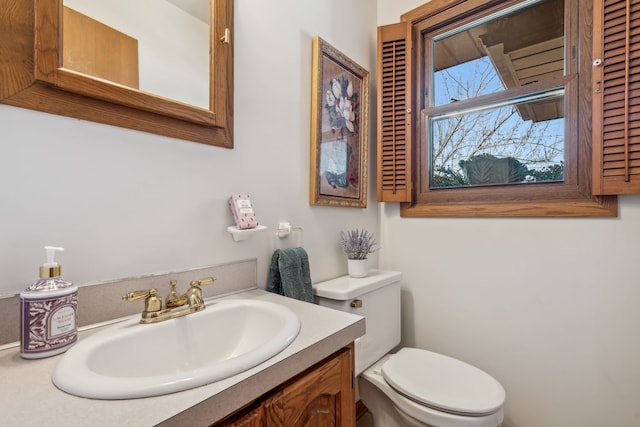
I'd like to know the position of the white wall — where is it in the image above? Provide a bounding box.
[378,1,640,426]
[0,0,379,295]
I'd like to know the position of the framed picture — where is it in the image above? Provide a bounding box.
[310,37,369,208]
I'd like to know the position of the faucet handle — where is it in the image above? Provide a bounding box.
[185,277,216,310]
[190,277,216,288]
[122,288,162,312]
[123,289,154,301]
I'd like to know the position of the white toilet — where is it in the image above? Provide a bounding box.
[312,270,505,427]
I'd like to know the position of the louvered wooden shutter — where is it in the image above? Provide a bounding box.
[593,0,640,194]
[377,22,412,202]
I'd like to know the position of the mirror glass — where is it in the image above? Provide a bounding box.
[62,0,210,110]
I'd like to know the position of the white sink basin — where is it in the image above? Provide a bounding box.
[52,298,301,399]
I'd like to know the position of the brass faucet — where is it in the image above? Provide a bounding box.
[122,277,216,323]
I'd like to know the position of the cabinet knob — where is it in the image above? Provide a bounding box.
[350,299,362,308]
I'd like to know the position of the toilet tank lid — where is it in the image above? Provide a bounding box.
[312,270,402,300]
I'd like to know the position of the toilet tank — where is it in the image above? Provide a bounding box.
[312,270,401,375]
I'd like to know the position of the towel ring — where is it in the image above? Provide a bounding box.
[272,222,303,250]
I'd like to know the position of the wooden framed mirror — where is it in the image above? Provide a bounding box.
[0,0,233,147]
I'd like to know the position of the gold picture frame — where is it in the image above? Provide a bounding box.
[310,37,369,208]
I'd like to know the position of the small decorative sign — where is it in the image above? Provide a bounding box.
[229,194,259,229]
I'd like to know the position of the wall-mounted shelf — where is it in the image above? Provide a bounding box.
[226,225,268,241]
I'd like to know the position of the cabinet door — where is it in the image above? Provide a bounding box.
[216,392,284,427]
[277,345,355,427]
[214,344,355,427]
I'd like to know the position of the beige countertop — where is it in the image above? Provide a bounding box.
[0,289,365,426]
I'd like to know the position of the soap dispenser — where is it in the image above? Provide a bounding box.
[20,246,78,359]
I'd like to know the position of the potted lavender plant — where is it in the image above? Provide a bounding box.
[340,229,376,277]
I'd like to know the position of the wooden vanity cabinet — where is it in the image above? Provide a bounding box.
[214,344,355,427]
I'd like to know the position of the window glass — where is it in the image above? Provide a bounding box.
[433,0,565,106]
[430,91,565,188]
[433,57,503,106]
[428,0,566,189]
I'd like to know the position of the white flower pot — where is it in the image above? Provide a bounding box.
[347,259,368,278]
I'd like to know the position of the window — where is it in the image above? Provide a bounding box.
[429,0,565,189]
[377,0,617,216]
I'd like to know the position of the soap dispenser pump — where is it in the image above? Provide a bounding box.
[20,246,78,359]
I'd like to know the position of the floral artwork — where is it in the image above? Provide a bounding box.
[325,76,360,137]
[320,138,350,188]
[310,37,369,208]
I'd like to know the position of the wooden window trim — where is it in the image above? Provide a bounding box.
[377,0,617,217]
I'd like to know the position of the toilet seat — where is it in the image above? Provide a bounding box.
[360,353,505,427]
[381,348,505,417]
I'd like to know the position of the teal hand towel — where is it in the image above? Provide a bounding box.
[266,247,313,303]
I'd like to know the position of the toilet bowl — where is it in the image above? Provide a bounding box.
[360,350,504,427]
[312,270,505,427]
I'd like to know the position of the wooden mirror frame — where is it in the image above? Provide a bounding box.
[0,0,233,147]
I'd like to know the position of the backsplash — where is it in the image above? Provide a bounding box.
[0,259,258,346]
